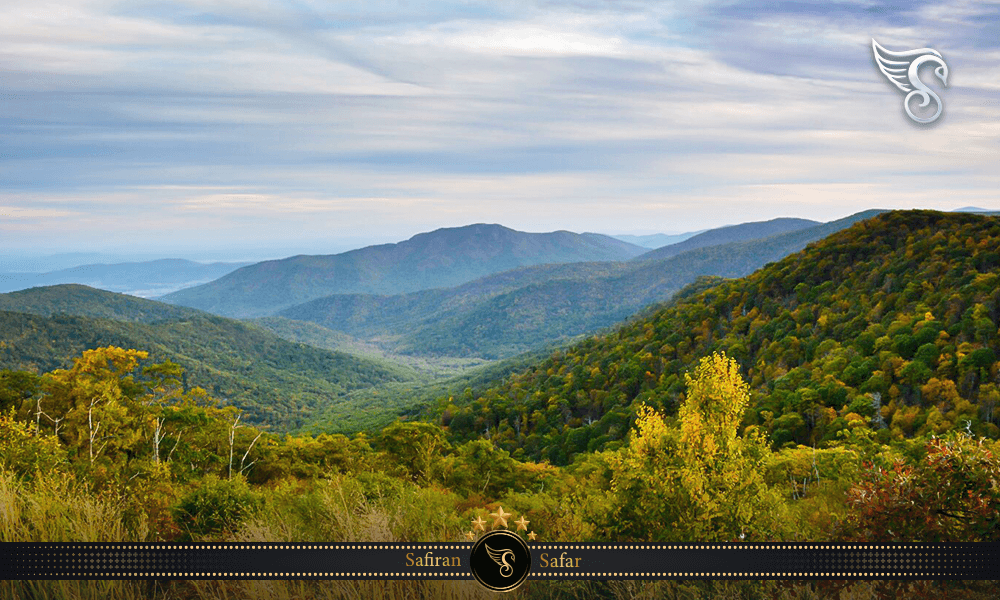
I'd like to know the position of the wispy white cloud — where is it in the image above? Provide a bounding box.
[1,0,998,253]
[0,206,81,219]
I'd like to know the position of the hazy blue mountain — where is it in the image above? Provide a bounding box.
[0,253,121,273]
[161,224,647,317]
[633,217,819,262]
[0,259,249,297]
[953,206,998,214]
[607,231,702,249]
[278,210,885,359]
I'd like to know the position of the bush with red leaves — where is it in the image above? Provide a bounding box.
[843,435,1000,542]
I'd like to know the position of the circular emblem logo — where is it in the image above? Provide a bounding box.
[469,530,531,592]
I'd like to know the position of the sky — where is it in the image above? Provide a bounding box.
[2,0,999,259]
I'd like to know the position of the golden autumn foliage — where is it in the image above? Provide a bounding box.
[609,353,786,541]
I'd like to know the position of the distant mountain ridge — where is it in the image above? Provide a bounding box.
[161,224,647,317]
[0,258,249,297]
[953,206,998,214]
[634,217,819,262]
[608,231,702,249]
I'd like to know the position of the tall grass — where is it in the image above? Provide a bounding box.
[180,578,497,600]
[0,468,147,542]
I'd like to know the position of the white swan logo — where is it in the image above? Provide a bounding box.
[872,39,949,124]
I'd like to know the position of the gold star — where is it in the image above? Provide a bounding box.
[514,515,529,531]
[528,531,537,541]
[471,515,487,532]
[465,531,475,541]
[490,506,510,529]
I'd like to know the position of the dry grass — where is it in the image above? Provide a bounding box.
[0,468,147,543]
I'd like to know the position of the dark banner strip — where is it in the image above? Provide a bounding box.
[528,543,999,579]
[3,543,998,580]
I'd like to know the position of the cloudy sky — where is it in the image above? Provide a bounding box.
[2,0,998,258]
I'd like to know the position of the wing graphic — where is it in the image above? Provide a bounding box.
[872,39,942,93]
[485,544,513,566]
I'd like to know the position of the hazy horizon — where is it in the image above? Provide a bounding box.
[0,210,836,267]
[3,205,997,271]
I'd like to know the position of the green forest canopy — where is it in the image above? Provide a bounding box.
[436,210,1000,465]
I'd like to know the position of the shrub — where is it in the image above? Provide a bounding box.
[0,409,66,480]
[172,475,263,538]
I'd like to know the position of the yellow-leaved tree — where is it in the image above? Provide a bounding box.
[609,352,786,541]
[43,347,149,467]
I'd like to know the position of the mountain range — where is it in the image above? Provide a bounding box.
[0,209,904,433]
[634,217,818,262]
[161,225,648,317]
[263,211,882,359]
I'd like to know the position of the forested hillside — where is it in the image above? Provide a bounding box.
[0,284,204,322]
[439,211,1000,464]
[0,292,419,430]
[276,261,627,341]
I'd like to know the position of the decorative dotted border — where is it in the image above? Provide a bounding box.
[12,544,472,549]
[530,544,949,549]
[529,573,940,578]
[23,573,471,578]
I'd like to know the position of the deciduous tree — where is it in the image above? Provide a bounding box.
[609,352,786,541]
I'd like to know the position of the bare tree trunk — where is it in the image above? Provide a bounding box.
[240,432,263,476]
[88,398,101,465]
[166,428,186,463]
[153,417,164,464]
[34,397,65,438]
[228,413,241,480]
